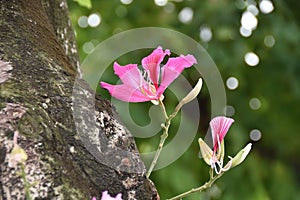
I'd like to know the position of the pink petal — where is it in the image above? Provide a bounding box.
[141,46,170,88]
[157,54,197,96]
[113,62,141,89]
[210,116,234,152]
[115,194,123,200]
[100,82,154,102]
[101,191,110,199]
[101,191,123,200]
[164,54,197,72]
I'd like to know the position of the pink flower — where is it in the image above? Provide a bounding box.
[100,46,197,103]
[92,191,123,200]
[210,116,234,154]
[209,116,234,174]
[199,117,251,174]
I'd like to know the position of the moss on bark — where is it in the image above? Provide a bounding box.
[0,0,159,199]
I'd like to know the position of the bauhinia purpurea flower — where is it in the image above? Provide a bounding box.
[100,46,197,104]
[199,116,252,174]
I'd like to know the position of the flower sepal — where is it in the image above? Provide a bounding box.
[226,143,252,169]
[198,138,213,166]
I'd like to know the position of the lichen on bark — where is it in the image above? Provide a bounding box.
[0,0,159,199]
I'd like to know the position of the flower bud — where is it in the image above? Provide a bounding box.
[230,143,252,168]
[198,138,213,166]
[175,78,202,112]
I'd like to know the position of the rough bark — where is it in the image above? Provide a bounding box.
[0,0,158,199]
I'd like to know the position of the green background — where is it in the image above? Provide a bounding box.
[68,0,300,199]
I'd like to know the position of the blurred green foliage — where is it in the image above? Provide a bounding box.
[68,0,300,199]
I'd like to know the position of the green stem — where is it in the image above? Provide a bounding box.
[146,98,190,178]
[167,172,224,200]
[20,164,32,200]
[159,99,169,120]
[146,100,172,178]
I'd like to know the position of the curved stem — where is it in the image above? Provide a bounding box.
[159,99,169,120]
[167,172,224,200]
[146,98,189,178]
[146,100,171,178]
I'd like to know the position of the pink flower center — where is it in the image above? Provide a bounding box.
[139,70,158,99]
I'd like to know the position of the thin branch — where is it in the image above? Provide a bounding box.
[167,172,224,200]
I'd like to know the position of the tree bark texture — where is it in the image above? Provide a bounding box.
[0,0,159,199]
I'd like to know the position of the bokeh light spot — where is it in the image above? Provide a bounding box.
[226,77,239,90]
[244,52,259,66]
[235,0,246,9]
[88,13,101,27]
[164,2,175,13]
[154,0,168,7]
[249,98,261,110]
[78,16,88,28]
[247,5,259,16]
[247,0,257,6]
[239,26,252,37]
[259,0,274,14]
[241,11,258,30]
[250,129,262,141]
[120,0,133,5]
[83,41,95,54]
[178,7,193,24]
[199,25,213,42]
[264,35,275,47]
[225,105,235,116]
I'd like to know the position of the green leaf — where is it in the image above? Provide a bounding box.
[73,0,92,9]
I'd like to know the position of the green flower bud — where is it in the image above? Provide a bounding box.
[175,78,202,112]
[230,143,252,168]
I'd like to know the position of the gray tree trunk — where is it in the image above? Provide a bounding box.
[0,0,159,199]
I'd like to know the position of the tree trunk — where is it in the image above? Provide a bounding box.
[0,0,158,199]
